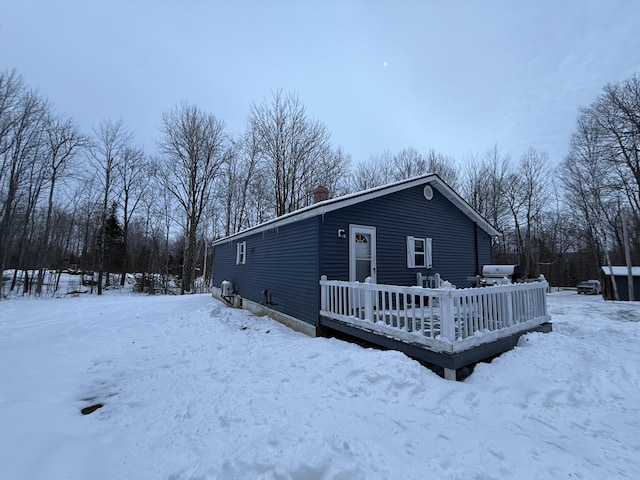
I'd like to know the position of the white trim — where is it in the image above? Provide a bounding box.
[407,237,432,268]
[407,236,423,268]
[236,241,246,265]
[213,174,500,246]
[349,224,376,282]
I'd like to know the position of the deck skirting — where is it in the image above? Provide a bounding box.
[320,315,552,371]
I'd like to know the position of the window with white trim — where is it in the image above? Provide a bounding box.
[236,241,246,265]
[407,236,432,268]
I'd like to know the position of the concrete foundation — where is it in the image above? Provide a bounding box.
[211,287,317,337]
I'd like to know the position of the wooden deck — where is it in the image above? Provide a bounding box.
[319,277,552,378]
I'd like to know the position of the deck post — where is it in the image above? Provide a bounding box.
[364,276,374,321]
[444,368,456,381]
[439,282,456,341]
[320,275,327,311]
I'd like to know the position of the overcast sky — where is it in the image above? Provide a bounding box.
[2,1,639,167]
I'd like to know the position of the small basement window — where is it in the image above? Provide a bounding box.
[236,241,246,265]
[407,236,432,268]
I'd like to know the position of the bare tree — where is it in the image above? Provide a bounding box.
[0,73,49,295]
[559,74,640,295]
[116,145,147,286]
[157,103,227,294]
[391,147,458,184]
[514,148,553,276]
[588,74,640,213]
[0,70,24,159]
[350,151,395,191]
[351,158,386,192]
[35,114,88,295]
[10,136,47,294]
[391,147,427,179]
[424,149,458,188]
[459,146,512,256]
[156,181,176,291]
[249,90,333,216]
[352,147,456,193]
[216,131,263,236]
[313,145,352,199]
[90,118,134,294]
[134,173,176,293]
[535,182,583,286]
[561,112,622,297]
[71,176,102,274]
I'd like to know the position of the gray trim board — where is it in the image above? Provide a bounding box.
[319,316,552,371]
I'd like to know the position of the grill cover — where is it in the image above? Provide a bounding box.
[481,265,519,278]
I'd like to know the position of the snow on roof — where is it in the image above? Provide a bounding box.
[601,266,640,277]
[213,173,500,245]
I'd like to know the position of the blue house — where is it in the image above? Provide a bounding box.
[212,173,499,336]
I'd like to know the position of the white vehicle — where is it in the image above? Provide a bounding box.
[577,280,602,295]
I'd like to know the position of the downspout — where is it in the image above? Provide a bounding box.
[316,215,323,334]
[474,222,480,276]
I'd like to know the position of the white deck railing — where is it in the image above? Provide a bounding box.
[319,276,550,353]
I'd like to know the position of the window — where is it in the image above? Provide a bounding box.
[407,236,432,268]
[236,241,246,265]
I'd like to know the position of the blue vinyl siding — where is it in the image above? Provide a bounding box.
[319,183,492,287]
[213,217,320,325]
[213,179,494,328]
[611,276,640,301]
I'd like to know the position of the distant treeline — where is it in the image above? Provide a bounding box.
[1,70,639,296]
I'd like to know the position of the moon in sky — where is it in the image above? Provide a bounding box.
[383,61,388,67]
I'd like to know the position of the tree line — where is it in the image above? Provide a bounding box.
[1,69,638,297]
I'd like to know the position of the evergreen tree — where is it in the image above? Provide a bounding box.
[103,203,125,281]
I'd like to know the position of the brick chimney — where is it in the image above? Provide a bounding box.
[312,185,330,203]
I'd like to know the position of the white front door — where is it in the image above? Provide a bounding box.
[349,225,377,283]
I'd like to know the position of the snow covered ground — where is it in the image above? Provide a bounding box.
[0,290,639,479]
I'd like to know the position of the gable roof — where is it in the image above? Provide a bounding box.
[601,266,640,277]
[213,173,500,245]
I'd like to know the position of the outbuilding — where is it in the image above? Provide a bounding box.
[601,266,640,301]
[212,173,499,335]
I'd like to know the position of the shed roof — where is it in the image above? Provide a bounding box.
[601,266,640,277]
[213,173,500,245]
